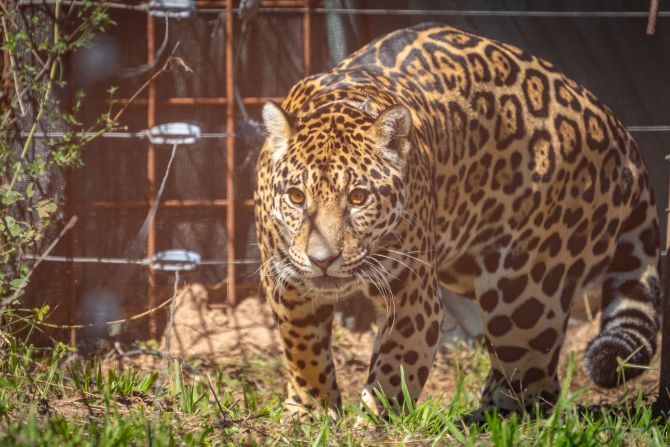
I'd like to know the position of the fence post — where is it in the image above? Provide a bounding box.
[653,154,670,415]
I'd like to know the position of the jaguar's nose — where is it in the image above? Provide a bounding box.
[308,252,341,272]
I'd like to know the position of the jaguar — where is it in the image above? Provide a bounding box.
[254,23,660,418]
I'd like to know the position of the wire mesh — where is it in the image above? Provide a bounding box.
[16,0,670,350]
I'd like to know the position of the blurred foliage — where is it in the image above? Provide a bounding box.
[0,0,115,306]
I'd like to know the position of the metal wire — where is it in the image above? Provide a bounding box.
[3,217,79,309]
[18,2,670,18]
[199,132,235,138]
[199,259,259,265]
[23,131,233,139]
[22,254,259,266]
[23,254,148,265]
[205,8,670,18]
[22,131,140,139]
[627,126,670,133]
[21,126,670,140]
[18,0,148,10]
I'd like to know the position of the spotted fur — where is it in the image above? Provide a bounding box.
[254,23,660,417]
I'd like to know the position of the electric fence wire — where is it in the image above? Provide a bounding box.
[24,126,670,140]
[17,2,670,18]
[18,0,148,10]
[22,131,233,139]
[25,142,217,332]
[93,141,179,312]
[207,7,670,18]
[21,254,259,266]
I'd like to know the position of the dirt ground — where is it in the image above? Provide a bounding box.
[157,283,661,409]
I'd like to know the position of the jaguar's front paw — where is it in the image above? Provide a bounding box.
[282,399,340,423]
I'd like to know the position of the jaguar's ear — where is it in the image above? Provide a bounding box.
[370,105,412,168]
[263,101,294,161]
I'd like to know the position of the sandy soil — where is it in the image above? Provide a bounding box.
[156,283,661,408]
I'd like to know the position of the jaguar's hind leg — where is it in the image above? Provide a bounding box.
[474,253,589,414]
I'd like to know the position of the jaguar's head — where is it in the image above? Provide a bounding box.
[262,100,413,292]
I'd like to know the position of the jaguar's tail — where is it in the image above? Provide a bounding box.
[583,199,661,388]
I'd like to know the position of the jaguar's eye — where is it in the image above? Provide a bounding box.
[287,188,305,206]
[348,188,369,206]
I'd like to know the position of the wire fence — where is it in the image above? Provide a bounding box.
[19,2,670,18]
[207,8,670,18]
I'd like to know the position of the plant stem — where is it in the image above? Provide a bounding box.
[7,0,60,192]
[1,17,25,117]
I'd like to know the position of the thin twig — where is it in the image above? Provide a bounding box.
[12,2,47,68]
[7,0,61,192]
[2,215,78,310]
[111,43,186,123]
[65,0,77,20]
[67,45,189,150]
[119,349,199,375]
[163,270,181,363]
[37,292,176,329]
[206,374,229,421]
[0,55,54,129]
[0,1,10,16]
[1,17,26,116]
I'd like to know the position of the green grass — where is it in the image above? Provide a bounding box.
[0,314,669,445]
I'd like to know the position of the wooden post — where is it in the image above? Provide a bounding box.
[225,0,237,311]
[147,14,158,338]
[647,0,660,36]
[66,167,77,346]
[303,0,312,76]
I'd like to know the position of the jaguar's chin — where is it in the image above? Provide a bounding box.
[309,275,354,291]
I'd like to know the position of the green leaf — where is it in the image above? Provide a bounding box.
[32,305,50,321]
[36,200,57,218]
[1,190,23,206]
[9,278,25,290]
[4,216,17,231]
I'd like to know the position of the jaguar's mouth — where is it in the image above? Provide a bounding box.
[309,275,354,290]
